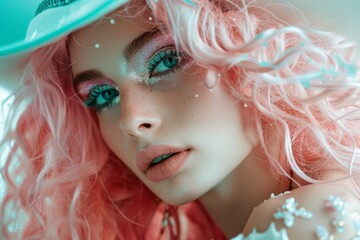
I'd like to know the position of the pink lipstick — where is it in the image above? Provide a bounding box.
[136,145,190,182]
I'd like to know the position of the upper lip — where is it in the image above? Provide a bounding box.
[136,145,188,173]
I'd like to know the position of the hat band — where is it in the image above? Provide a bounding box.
[35,0,77,16]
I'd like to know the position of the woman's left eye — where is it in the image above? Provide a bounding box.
[146,47,192,82]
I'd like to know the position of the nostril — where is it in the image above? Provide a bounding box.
[139,123,152,129]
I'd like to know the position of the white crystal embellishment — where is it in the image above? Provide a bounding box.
[273,197,313,227]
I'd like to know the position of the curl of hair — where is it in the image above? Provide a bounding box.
[150,0,360,186]
[1,0,360,239]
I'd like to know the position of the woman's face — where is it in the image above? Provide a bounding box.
[70,12,258,205]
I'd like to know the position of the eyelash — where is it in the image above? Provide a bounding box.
[83,84,120,112]
[146,46,192,84]
[80,46,192,112]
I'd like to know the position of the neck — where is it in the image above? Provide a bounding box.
[199,147,291,238]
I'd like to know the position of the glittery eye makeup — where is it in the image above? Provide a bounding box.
[132,34,193,85]
[146,46,192,84]
[76,79,120,112]
[73,29,193,112]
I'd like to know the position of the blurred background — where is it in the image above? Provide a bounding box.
[1,0,360,195]
[0,86,11,200]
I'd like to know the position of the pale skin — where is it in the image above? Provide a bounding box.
[69,12,360,239]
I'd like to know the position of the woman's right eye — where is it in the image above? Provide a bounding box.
[82,84,120,112]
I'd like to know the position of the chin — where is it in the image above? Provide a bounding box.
[155,187,207,206]
[161,195,197,206]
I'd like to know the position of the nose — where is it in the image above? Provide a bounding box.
[121,114,161,137]
[119,86,162,137]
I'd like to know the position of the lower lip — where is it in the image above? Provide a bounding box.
[145,150,190,182]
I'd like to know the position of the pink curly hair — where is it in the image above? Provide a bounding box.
[1,0,360,239]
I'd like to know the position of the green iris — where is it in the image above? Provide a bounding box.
[84,84,120,112]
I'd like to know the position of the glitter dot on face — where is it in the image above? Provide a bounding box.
[195,94,199,98]
[244,103,248,108]
[149,16,153,21]
[95,43,100,48]
[110,18,116,25]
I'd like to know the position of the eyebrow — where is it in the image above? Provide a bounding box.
[73,70,105,86]
[123,27,161,60]
[73,27,161,86]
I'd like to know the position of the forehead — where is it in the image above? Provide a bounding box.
[68,8,156,75]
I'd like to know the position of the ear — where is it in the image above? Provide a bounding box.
[204,70,221,89]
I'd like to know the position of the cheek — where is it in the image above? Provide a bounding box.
[98,110,117,139]
[97,113,128,160]
[190,82,258,160]
[98,117,140,175]
[98,116,118,153]
[99,120,114,147]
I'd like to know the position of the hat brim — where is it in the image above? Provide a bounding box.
[0,0,129,90]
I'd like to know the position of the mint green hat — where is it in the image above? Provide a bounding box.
[0,0,129,90]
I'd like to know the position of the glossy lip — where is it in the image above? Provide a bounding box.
[136,145,190,182]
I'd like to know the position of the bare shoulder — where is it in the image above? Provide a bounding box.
[243,183,360,240]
